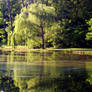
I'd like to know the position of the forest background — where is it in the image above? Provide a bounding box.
[0,0,92,49]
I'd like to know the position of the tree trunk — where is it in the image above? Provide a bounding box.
[25,0,28,8]
[7,0,14,48]
[46,0,48,5]
[29,0,32,5]
[40,24,45,49]
[22,0,25,7]
[7,0,13,32]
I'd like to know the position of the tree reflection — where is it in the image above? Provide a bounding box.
[0,51,92,92]
[13,67,92,92]
[32,68,92,92]
[0,74,19,92]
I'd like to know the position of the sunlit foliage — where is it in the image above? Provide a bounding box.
[86,19,92,40]
[14,3,60,48]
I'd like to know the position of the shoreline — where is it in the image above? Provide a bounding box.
[0,46,92,55]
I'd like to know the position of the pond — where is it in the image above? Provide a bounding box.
[0,50,92,92]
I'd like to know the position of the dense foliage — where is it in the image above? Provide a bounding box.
[86,19,92,40]
[0,0,92,48]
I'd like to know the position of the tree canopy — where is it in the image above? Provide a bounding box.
[0,0,92,48]
[14,3,60,48]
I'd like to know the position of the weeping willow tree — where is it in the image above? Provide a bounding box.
[14,3,59,49]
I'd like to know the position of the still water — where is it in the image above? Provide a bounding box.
[0,50,92,92]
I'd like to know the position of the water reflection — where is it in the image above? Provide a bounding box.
[0,67,92,92]
[0,50,92,92]
[0,71,19,92]
[32,69,92,92]
[0,50,92,63]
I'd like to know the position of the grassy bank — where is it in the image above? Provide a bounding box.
[48,48,92,51]
[0,46,92,55]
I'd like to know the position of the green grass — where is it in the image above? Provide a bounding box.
[48,48,92,51]
[1,45,92,52]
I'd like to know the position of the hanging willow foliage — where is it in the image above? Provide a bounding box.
[14,3,60,48]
